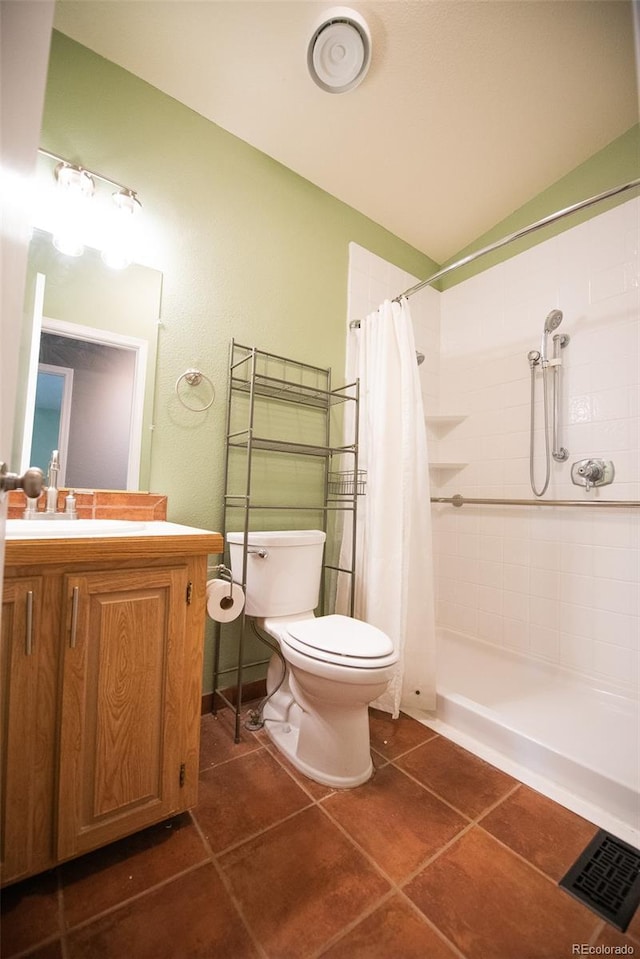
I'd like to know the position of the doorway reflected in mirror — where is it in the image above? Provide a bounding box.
[32,363,73,486]
[32,333,139,489]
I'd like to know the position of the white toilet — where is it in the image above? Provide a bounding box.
[226,529,397,788]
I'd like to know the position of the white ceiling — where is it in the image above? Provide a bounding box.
[53,0,639,264]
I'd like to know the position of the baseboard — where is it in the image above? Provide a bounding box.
[201,678,267,714]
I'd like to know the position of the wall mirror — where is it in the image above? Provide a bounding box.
[13,229,162,491]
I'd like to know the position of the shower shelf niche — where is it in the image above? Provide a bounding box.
[429,462,468,471]
[426,414,468,474]
[425,414,468,430]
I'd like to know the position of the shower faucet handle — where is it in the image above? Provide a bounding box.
[581,462,603,490]
[571,458,614,491]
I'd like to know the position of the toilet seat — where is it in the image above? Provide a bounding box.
[283,614,397,669]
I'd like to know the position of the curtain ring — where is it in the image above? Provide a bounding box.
[175,368,215,412]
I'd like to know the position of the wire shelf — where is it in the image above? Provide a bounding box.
[230,373,355,409]
[228,434,357,458]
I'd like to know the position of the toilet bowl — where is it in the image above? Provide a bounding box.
[227,530,398,788]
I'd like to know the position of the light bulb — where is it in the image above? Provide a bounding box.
[101,189,142,269]
[52,163,94,257]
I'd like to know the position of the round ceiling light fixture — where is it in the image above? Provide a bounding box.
[307,7,372,94]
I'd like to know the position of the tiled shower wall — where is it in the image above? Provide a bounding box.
[433,199,639,695]
[349,199,639,696]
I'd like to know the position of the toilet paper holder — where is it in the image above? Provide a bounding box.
[209,563,234,607]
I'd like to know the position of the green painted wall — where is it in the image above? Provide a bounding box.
[440,124,639,289]
[38,31,436,693]
[40,32,434,522]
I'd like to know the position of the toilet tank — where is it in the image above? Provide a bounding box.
[226,529,326,617]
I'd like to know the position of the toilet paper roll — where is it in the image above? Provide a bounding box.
[206,579,245,623]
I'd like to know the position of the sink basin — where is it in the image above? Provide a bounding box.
[5,519,220,541]
[6,519,147,539]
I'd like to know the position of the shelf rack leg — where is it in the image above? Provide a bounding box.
[211,620,221,716]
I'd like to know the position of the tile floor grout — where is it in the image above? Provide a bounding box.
[243,719,610,956]
[212,718,486,959]
[307,802,471,959]
[240,711,640,957]
[188,812,271,959]
[207,794,317,858]
[197,713,395,957]
[201,726,426,958]
[61,860,210,936]
[3,707,639,959]
[382,752,494,821]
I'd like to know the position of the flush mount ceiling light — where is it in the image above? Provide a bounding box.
[308,7,372,94]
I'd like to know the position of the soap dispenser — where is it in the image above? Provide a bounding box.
[64,489,78,519]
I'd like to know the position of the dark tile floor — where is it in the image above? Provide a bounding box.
[2,706,639,959]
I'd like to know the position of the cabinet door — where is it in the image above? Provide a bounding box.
[57,566,189,860]
[1,577,54,883]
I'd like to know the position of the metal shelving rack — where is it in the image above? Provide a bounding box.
[213,340,361,741]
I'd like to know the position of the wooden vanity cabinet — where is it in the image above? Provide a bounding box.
[1,530,221,886]
[57,564,193,860]
[1,574,58,882]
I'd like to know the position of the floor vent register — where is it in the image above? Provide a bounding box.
[560,829,640,932]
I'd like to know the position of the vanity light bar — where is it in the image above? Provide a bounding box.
[38,148,141,205]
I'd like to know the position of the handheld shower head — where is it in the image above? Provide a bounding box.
[541,309,563,361]
[544,309,563,333]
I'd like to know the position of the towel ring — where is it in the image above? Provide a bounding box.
[175,368,215,412]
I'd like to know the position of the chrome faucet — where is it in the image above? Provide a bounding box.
[19,451,78,519]
[45,449,61,513]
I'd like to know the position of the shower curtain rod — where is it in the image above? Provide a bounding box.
[432,494,640,509]
[349,177,640,329]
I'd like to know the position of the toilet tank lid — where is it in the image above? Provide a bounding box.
[287,615,394,659]
[226,529,326,547]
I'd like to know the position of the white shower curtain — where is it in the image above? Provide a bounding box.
[338,298,436,718]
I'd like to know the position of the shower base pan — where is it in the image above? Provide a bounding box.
[409,630,639,847]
